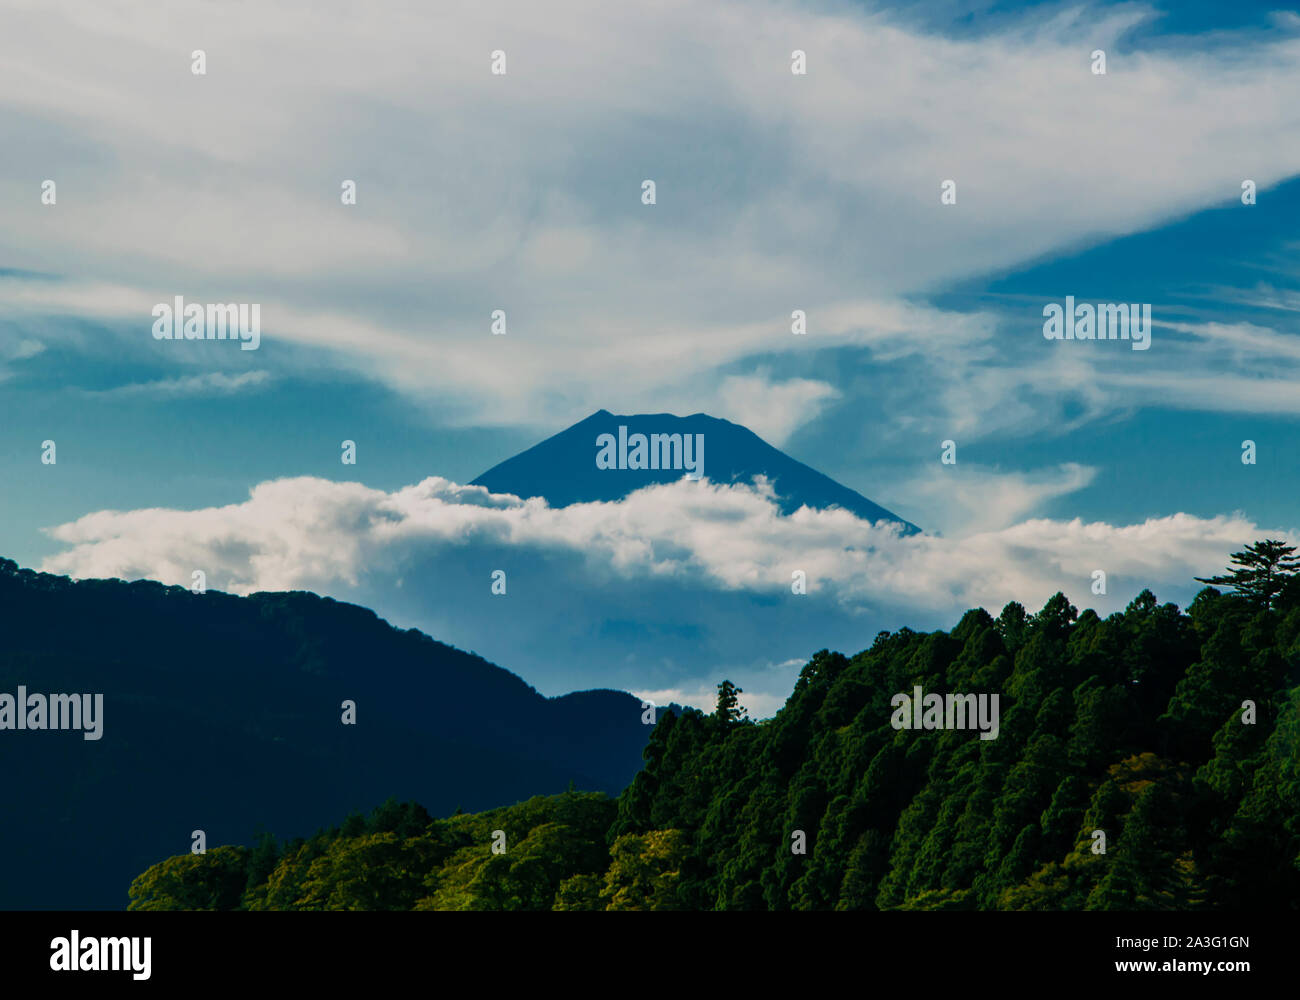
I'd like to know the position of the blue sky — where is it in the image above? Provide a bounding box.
[2,0,1299,716]
[885,0,1300,40]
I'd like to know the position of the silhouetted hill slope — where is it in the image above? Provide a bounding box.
[0,558,652,909]
[472,410,920,532]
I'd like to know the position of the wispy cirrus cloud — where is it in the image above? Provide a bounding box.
[884,461,1098,535]
[4,0,1300,442]
[82,370,272,399]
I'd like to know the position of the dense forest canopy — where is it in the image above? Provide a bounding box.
[129,542,1300,910]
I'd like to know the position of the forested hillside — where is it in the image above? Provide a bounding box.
[127,543,1300,910]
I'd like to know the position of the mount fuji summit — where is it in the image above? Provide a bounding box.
[472,410,920,533]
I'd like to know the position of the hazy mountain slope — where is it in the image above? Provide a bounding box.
[0,558,652,908]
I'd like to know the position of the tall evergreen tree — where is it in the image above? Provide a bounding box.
[1195,540,1300,610]
[714,679,747,724]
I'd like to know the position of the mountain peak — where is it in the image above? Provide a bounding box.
[472,411,919,532]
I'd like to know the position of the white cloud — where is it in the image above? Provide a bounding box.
[717,373,840,445]
[41,471,1290,708]
[0,333,45,382]
[633,684,789,721]
[4,0,1300,439]
[9,339,45,360]
[85,370,272,398]
[886,462,1097,535]
[41,472,1285,617]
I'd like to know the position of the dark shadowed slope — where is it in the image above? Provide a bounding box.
[0,559,652,909]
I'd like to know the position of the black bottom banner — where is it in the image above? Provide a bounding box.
[0,910,1277,990]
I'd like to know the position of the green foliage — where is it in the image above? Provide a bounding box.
[132,793,616,911]
[600,830,690,910]
[714,679,748,725]
[128,846,251,911]
[126,544,1300,910]
[1195,539,1300,610]
[606,575,1299,911]
[553,873,603,910]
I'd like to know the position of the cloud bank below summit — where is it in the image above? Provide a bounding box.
[39,473,1288,709]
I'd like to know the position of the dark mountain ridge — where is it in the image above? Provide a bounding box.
[0,557,654,909]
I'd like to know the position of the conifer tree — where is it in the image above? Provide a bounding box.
[1195,539,1299,610]
[714,679,747,724]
